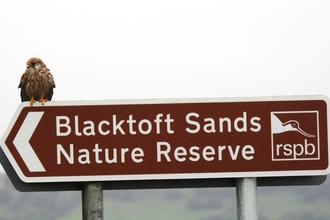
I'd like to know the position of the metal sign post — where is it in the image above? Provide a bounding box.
[82,182,103,220]
[236,178,258,220]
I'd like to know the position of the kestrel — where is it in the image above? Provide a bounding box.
[18,57,55,106]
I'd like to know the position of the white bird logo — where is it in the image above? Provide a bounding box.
[271,114,315,138]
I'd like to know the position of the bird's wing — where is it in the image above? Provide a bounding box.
[45,67,55,100]
[46,86,54,101]
[18,71,27,88]
[18,71,29,102]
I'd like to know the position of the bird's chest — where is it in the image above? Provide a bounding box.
[25,71,50,95]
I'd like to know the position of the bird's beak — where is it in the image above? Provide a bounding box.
[297,127,315,138]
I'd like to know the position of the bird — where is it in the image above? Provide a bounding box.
[271,114,315,138]
[18,57,55,106]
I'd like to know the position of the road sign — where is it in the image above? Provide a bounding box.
[1,96,329,183]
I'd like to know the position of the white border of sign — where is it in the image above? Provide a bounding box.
[1,95,330,183]
[270,110,320,161]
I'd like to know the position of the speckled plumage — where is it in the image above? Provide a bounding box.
[18,57,55,106]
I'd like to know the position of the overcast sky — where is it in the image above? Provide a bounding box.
[0,1,330,171]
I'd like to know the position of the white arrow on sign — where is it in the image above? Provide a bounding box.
[13,112,46,172]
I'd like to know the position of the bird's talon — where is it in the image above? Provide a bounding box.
[39,98,48,105]
[29,98,35,106]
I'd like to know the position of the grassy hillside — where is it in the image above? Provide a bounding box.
[1,174,330,220]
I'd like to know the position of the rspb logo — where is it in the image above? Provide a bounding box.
[271,111,320,161]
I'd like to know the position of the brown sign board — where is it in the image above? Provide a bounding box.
[1,96,329,185]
